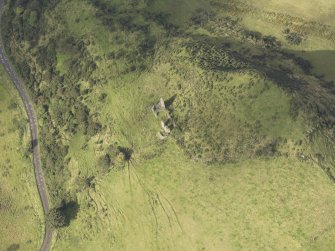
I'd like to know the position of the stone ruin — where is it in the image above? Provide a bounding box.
[161,121,171,134]
[151,98,166,117]
[152,98,175,140]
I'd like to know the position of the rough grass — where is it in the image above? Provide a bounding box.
[55,0,112,54]
[3,0,335,250]
[41,0,335,250]
[248,0,335,25]
[53,36,335,251]
[0,65,43,251]
[237,0,335,83]
[54,140,335,251]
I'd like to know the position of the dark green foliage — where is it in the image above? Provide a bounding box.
[293,57,312,74]
[118,146,133,161]
[289,99,300,120]
[36,41,57,69]
[138,36,157,55]
[143,11,178,33]
[285,32,303,45]
[255,140,279,156]
[186,38,246,71]
[262,35,281,48]
[283,28,290,34]
[91,3,156,68]
[45,207,66,229]
[1,0,58,45]
[243,30,262,41]
[60,200,79,226]
[75,175,96,192]
[91,0,178,67]
[191,9,215,26]
[46,201,79,229]
[2,0,104,205]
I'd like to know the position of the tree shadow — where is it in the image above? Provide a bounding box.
[118,146,133,161]
[293,49,335,83]
[59,200,80,227]
[7,244,20,251]
[165,94,177,110]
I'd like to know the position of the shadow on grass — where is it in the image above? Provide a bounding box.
[7,244,20,251]
[165,94,177,110]
[59,200,80,227]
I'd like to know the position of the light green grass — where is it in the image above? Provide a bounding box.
[55,0,113,55]
[0,65,43,250]
[4,0,335,250]
[53,39,334,250]
[248,0,335,25]
[240,14,335,51]
[44,1,335,249]
[238,1,335,82]
[54,139,335,251]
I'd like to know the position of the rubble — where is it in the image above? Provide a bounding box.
[151,98,175,140]
[151,98,166,117]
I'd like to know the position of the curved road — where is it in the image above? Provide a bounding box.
[0,1,52,250]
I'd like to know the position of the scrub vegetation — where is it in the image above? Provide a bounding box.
[1,0,335,250]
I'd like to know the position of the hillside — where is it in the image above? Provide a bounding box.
[0,65,43,251]
[1,0,335,250]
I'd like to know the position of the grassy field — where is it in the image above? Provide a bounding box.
[249,0,335,24]
[237,0,335,83]
[2,0,335,250]
[0,65,43,250]
[52,134,335,251]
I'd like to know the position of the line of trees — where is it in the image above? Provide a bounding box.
[1,0,103,205]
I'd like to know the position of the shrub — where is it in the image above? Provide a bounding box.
[285,32,303,45]
[262,35,281,48]
[243,30,262,41]
[283,28,290,34]
[46,201,79,229]
[45,207,66,229]
[294,57,312,74]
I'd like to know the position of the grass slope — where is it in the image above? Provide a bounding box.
[0,65,43,250]
[2,0,335,250]
[55,152,335,251]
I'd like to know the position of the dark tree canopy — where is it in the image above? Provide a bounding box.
[45,207,66,229]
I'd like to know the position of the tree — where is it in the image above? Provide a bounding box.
[262,35,281,48]
[45,207,66,229]
[243,30,262,41]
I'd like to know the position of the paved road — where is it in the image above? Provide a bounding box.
[0,1,52,250]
